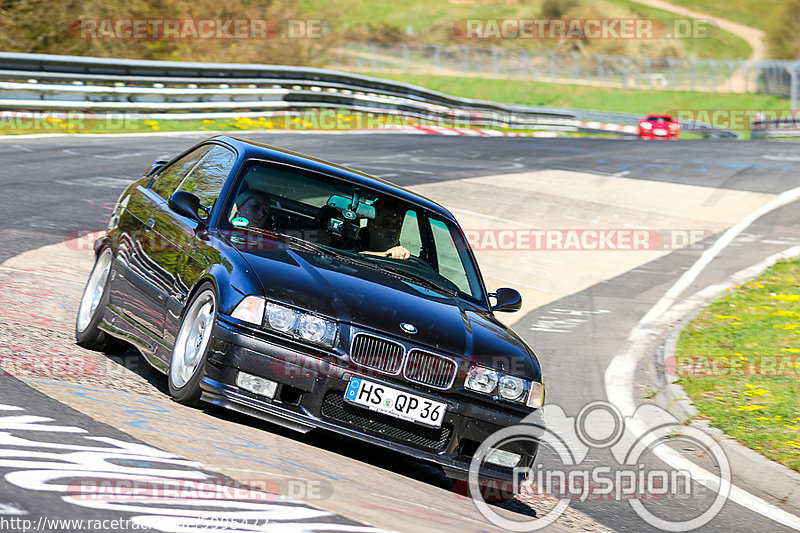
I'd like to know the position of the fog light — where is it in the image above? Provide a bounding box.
[236,372,278,399]
[485,448,521,468]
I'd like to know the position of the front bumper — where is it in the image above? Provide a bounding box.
[201,319,544,482]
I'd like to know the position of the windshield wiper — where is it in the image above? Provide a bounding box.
[371,262,458,297]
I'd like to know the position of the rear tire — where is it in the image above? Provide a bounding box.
[75,248,129,354]
[168,282,217,406]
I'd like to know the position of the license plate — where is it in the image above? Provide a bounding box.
[654,129,667,136]
[344,377,447,428]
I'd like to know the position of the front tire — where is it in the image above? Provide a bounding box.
[168,282,217,405]
[75,248,128,354]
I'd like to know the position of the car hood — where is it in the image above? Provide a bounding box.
[226,234,539,379]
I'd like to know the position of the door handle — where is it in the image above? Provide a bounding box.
[145,218,155,231]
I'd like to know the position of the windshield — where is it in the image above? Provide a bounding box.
[220,159,487,304]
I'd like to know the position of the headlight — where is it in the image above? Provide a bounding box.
[266,302,299,332]
[297,314,337,348]
[466,364,542,407]
[498,375,525,401]
[465,366,498,394]
[263,302,338,348]
[231,296,266,325]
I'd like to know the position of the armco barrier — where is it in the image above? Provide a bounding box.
[0,52,737,137]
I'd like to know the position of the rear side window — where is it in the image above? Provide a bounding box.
[151,145,213,199]
[175,145,236,208]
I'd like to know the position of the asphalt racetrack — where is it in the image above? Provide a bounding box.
[0,132,799,532]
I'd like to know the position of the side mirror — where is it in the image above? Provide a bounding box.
[490,287,522,313]
[169,191,205,223]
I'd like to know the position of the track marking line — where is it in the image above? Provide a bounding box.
[605,184,800,529]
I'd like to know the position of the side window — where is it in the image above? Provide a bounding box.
[175,145,236,208]
[398,210,422,257]
[429,218,470,294]
[150,145,213,199]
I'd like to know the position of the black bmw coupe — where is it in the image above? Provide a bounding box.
[76,135,544,488]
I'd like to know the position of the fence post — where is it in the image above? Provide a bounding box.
[520,48,529,80]
[622,56,629,88]
[597,55,604,82]
[571,52,579,81]
[549,51,556,81]
[791,64,798,113]
[709,59,716,92]
[667,57,675,89]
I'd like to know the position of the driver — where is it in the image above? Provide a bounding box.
[230,190,270,228]
[359,199,411,260]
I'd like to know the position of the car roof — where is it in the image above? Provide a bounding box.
[211,136,458,223]
[644,113,674,119]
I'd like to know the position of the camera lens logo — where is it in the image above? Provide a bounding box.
[468,401,731,531]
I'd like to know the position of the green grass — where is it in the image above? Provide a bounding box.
[302,0,752,60]
[605,0,752,59]
[675,258,800,471]
[666,0,782,31]
[366,71,791,116]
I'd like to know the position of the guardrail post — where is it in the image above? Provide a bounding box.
[790,64,798,113]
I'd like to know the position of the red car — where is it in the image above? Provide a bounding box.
[638,114,679,139]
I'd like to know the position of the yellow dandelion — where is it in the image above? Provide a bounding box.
[737,405,765,411]
[774,324,800,330]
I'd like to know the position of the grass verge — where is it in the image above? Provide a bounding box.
[675,257,800,471]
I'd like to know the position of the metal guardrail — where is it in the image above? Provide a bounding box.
[0,52,737,138]
[750,115,800,138]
